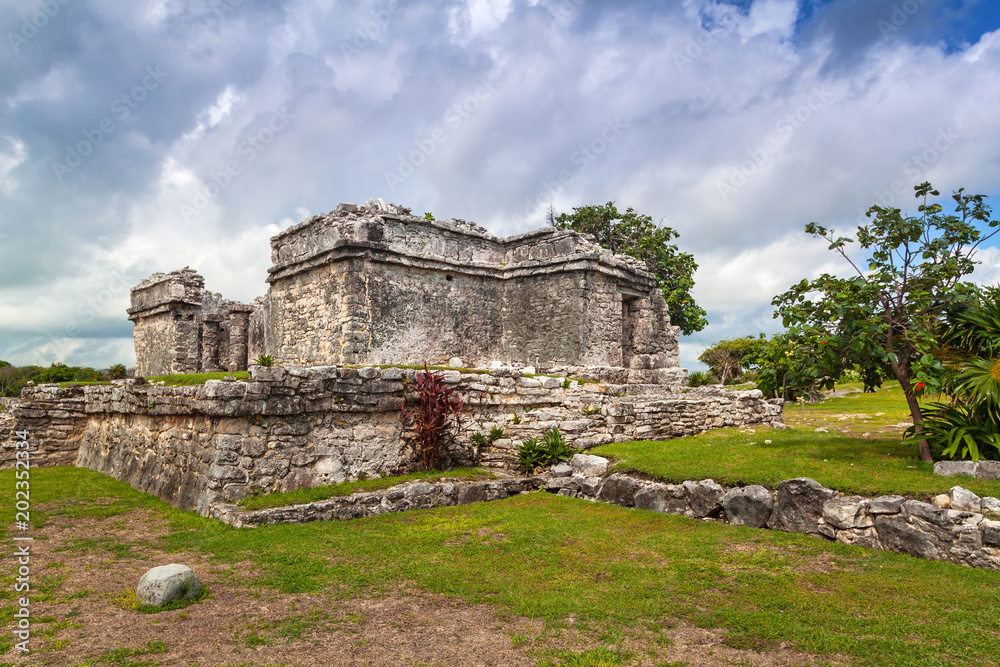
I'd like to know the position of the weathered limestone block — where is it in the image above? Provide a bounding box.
[722,485,773,527]
[933,460,977,477]
[767,478,837,537]
[868,495,906,514]
[981,519,1000,547]
[546,477,581,493]
[596,474,640,506]
[978,461,1000,480]
[570,453,609,478]
[681,479,724,518]
[634,484,671,512]
[950,486,982,512]
[137,564,201,607]
[874,515,948,560]
[822,496,873,530]
[835,527,881,549]
[551,463,573,478]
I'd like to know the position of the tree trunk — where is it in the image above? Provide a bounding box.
[899,378,934,463]
[885,326,933,463]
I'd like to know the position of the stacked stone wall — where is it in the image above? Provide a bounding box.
[0,386,87,468]
[260,263,354,366]
[365,262,505,368]
[1,366,782,515]
[208,455,1000,574]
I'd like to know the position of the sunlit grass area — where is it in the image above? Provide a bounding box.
[594,382,1000,499]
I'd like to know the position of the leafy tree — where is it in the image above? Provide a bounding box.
[0,360,10,367]
[0,365,20,397]
[35,363,104,384]
[554,202,707,335]
[106,363,128,380]
[698,335,769,384]
[773,183,998,462]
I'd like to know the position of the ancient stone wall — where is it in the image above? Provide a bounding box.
[208,455,1000,574]
[1,366,779,514]
[0,386,87,468]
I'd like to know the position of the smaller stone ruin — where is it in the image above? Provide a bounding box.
[128,268,253,376]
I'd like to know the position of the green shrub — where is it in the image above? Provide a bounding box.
[906,402,1000,461]
[908,288,1000,461]
[542,427,572,461]
[516,437,546,470]
[470,426,507,449]
[254,354,275,367]
[36,363,103,383]
[687,370,712,387]
[517,428,573,471]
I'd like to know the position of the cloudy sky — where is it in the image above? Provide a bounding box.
[1,0,999,371]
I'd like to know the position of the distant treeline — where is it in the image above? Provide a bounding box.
[0,361,130,397]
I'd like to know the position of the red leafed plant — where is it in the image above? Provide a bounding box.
[400,365,465,470]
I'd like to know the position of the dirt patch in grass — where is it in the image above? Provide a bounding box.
[4,506,843,667]
[669,625,839,667]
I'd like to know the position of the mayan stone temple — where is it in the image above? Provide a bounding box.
[2,199,783,517]
[128,199,685,383]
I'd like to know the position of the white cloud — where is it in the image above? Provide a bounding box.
[6,64,80,107]
[740,0,799,40]
[0,136,26,194]
[449,0,514,41]
[3,2,1000,368]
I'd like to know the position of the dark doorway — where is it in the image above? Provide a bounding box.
[622,297,638,367]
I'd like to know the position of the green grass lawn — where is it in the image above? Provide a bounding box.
[593,382,1000,500]
[3,467,1000,666]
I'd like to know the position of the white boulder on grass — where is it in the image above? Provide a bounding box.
[137,564,201,607]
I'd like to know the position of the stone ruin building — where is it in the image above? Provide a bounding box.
[129,199,685,384]
[1,199,783,518]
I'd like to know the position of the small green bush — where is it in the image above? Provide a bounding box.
[517,428,572,471]
[517,437,546,470]
[255,354,275,367]
[688,370,713,387]
[471,426,506,448]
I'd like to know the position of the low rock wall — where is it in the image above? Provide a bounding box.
[211,476,543,528]
[207,453,1000,573]
[546,457,1000,571]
